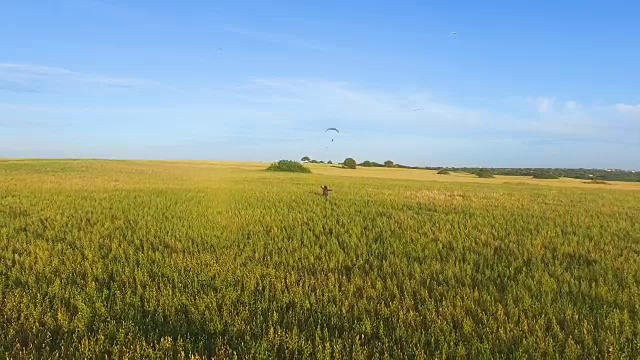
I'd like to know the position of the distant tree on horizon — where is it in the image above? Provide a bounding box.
[343,158,357,169]
[384,160,395,168]
[532,170,559,179]
[301,156,310,162]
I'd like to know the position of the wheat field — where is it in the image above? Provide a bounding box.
[1,159,639,358]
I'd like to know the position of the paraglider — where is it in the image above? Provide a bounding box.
[326,127,339,142]
[450,32,457,39]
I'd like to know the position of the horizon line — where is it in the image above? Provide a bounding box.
[1,157,637,172]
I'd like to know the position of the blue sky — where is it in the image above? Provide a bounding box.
[1,0,639,169]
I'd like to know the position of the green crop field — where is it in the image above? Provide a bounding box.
[1,159,639,359]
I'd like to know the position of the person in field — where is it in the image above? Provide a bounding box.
[321,185,333,199]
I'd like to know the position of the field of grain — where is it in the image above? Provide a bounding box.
[1,159,639,358]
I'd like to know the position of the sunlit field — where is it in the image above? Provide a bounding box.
[1,159,639,358]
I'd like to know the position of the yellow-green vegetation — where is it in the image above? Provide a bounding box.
[1,159,639,358]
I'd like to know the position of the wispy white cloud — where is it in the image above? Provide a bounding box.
[564,101,578,111]
[527,96,556,113]
[218,78,639,146]
[222,26,330,51]
[2,70,638,151]
[2,74,638,167]
[0,62,163,93]
[0,118,43,128]
[242,77,485,128]
[0,103,167,114]
[615,103,640,115]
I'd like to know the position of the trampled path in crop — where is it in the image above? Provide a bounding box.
[1,160,639,358]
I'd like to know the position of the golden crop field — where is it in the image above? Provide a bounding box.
[1,159,639,358]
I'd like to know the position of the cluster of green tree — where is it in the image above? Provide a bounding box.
[474,168,495,178]
[302,155,640,182]
[302,156,398,169]
[445,168,640,182]
[358,160,396,168]
[386,163,638,182]
[436,167,493,178]
[343,158,357,169]
[266,160,311,173]
[300,156,332,164]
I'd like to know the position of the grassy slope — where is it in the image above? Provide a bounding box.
[1,159,639,358]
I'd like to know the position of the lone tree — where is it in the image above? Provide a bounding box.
[384,160,395,168]
[343,158,357,169]
[437,168,450,175]
[301,156,310,162]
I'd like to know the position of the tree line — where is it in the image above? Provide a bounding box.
[447,167,640,182]
[301,156,640,182]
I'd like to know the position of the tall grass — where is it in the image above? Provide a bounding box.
[1,160,639,358]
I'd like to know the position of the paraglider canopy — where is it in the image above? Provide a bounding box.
[325,127,339,144]
[450,32,457,39]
